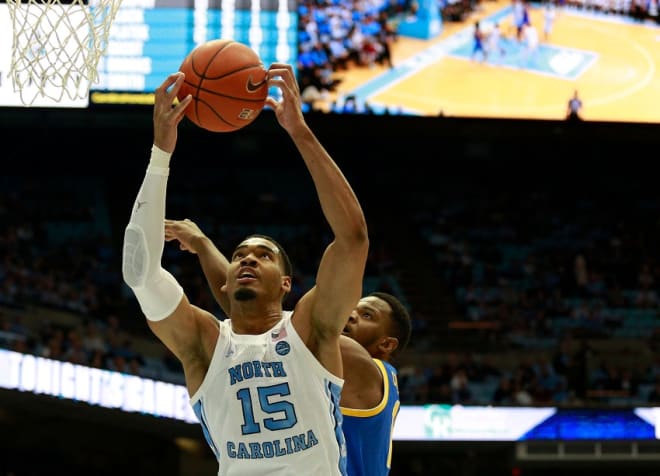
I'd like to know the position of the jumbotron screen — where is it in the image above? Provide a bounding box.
[90,0,297,105]
[2,0,660,123]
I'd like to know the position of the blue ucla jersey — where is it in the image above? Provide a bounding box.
[189,311,348,476]
[340,359,400,476]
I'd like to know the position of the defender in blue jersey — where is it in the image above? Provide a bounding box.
[122,65,369,476]
[162,218,412,476]
[339,292,411,476]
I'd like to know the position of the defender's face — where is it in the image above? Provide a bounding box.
[343,296,393,351]
[223,237,289,301]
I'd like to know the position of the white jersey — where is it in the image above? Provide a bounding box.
[525,26,539,49]
[190,311,347,476]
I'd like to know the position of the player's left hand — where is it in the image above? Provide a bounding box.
[266,63,305,136]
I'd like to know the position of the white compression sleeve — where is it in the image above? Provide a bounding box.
[122,145,184,321]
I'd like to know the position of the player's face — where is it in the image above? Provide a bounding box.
[343,296,393,354]
[224,237,289,302]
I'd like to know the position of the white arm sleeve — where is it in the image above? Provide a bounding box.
[122,144,184,321]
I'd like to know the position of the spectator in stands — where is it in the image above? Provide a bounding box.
[512,377,533,405]
[81,319,108,355]
[552,335,573,379]
[427,365,451,403]
[492,375,514,404]
[63,329,89,365]
[648,379,660,403]
[571,338,596,400]
[376,10,396,68]
[635,262,658,308]
[532,357,564,403]
[39,326,65,360]
[450,368,473,403]
[88,349,107,370]
[399,364,429,403]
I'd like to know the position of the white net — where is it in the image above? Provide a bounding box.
[7,0,123,106]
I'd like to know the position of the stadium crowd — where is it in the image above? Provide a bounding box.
[1,164,660,408]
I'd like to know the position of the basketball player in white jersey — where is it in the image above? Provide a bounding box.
[122,64,369,475]
[163,218,413,476]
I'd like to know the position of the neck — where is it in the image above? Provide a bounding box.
[230,301,283,334]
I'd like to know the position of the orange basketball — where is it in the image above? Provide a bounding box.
[177,39,269,133]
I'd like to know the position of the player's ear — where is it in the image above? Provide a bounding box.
[379,336,399,355]
[281,276,292,294]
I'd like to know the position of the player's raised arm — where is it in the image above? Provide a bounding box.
[164,218,231,315]
[266,63,369,369]
[121,73,216,395]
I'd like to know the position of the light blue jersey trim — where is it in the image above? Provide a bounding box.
[193,398,220,460]
[327,379,348,475]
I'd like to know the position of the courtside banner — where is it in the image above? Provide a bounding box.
[395,404,660,441]
[2,349,660,440]
[0,349,197,423]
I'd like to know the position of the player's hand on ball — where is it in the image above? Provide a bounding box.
[153,72,192,153]
[266,63,305,136]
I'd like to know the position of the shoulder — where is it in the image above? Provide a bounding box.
[340,335,381,378]
[339,336,385,410]
[339,334,370,359]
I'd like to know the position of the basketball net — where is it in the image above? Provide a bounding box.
[7,0,123,106]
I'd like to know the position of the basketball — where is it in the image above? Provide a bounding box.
[177,39,269,133]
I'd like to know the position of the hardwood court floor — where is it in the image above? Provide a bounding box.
[325,1,660,122]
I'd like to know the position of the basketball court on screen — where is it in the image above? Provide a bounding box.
[326,0,660,122]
